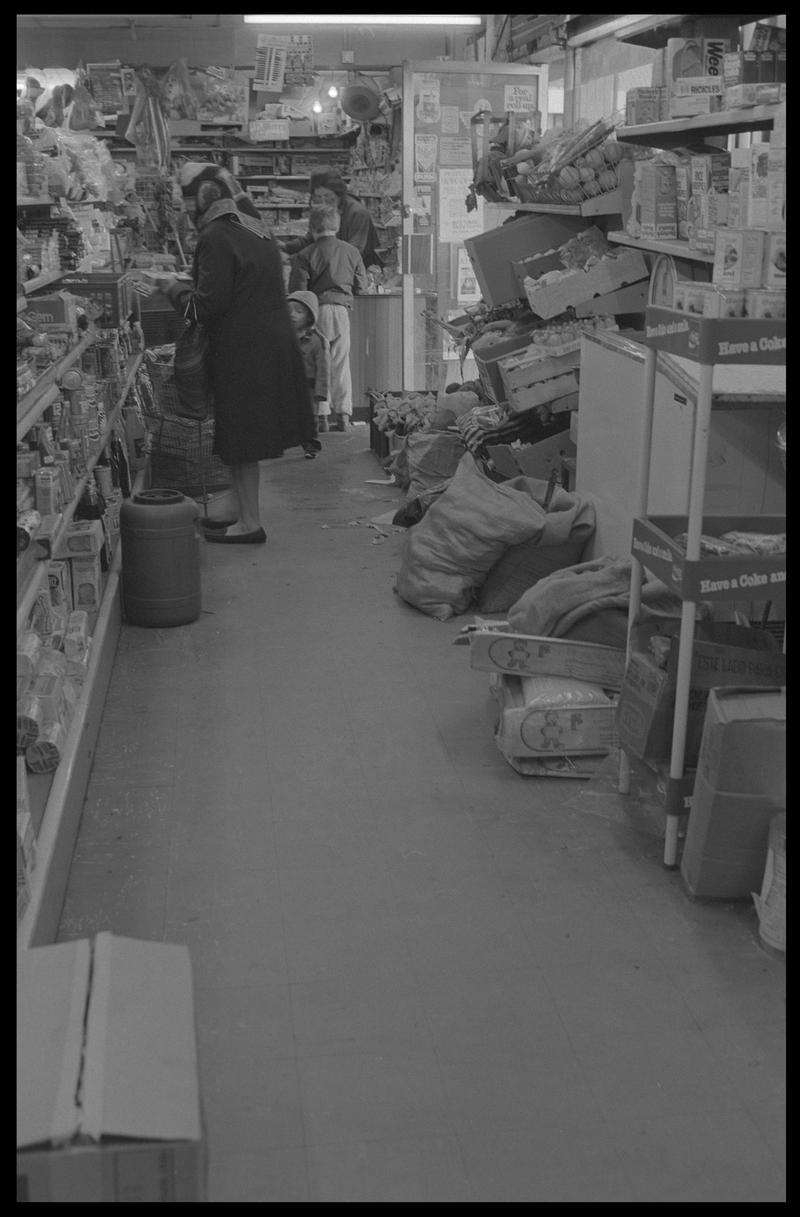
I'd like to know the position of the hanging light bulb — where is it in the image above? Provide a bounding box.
[312,98,323,114]
[327,84,339,99]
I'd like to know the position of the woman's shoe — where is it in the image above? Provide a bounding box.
[317,415,329,432]
[338,415,354,432]
[205,527,267,544]
[201,517,238,530]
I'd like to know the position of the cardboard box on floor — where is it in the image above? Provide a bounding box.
[680,687,785,899]
[469,629,626,690]
[17,933,206,1202]
[490,671,618,759]
[616,622,786,767]
[486,431,575,481]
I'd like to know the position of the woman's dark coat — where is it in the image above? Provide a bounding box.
[168,215,316,464]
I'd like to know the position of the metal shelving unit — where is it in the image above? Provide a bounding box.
[17,351,144,947]
[616,102,784,150]
[607,231,715,264]
[619,310,785,868]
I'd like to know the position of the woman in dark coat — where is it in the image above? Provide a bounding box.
[145,162,317,544]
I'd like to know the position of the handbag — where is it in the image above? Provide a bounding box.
[172,296,214,421]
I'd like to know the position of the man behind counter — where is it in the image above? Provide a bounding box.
[278,172,381,269]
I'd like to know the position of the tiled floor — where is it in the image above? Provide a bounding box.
[56,430,786,1202]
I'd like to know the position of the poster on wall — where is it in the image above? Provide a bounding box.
[456,248,482,304]
[253,34,314,92]
[413,74,441,125]
[413,185,432,229]
[439,136,472,167]
[439,168,484,243]
[441,105,460,134]
[414,133,438,183]
[504,83,538,113]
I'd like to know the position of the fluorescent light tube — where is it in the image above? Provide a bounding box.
[244,15,481,26]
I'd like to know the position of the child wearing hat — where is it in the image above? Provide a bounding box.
[286,290,329,454]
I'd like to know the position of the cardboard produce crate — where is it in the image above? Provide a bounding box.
[486,430,575,481]
[490,672,618,758]
[615,629,786,767]
[680,686,785,899]
[469,629,626,690]
[524,250,649,320]
[464,213,585,308]
[17,933,206,1202]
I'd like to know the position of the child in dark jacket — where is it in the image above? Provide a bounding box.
[286,290,330,457]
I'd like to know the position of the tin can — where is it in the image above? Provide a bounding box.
[95,465,113,497]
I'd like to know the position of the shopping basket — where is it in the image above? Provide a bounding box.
[142,347,232,517]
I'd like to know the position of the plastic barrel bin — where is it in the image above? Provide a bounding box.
[120,488,201,627]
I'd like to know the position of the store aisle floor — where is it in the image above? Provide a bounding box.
[56,430,785,1203]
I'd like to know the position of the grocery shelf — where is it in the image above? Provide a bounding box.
[607,231,715,264]
[616,102,783,148]
[492,187,623,218]
[17,195,54,207]
[17,331,96,440]
[16,351,142,637]
[615,14,767,49]
[619,302,786,869]
[16,463,150,949]
[238,174,310,180]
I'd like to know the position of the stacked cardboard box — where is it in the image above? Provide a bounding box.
[680,687,785,898]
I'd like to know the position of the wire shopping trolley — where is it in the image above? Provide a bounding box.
[140,346,233,522]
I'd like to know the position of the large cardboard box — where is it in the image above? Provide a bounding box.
[524,250,649,321]
[486,430,575,480]
[491,672,617,758]
[464,213,585,309]
[616,629,786,767]
[17,933,206,1202]
[695,686,785,801]
[681,687,785,898]
[469,629,626,690]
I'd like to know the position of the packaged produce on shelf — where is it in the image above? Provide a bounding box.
[745,288,786,319]
[712,227,768,289]
[763,232,786,289]
[625,87,667,126]
[17,630,43,679]
[69,553,103,612]
[25,718,67,774]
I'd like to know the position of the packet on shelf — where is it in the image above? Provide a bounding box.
[745,288,786,319]
[712,228,768,289]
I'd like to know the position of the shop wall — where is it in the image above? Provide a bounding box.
[17,20,468,71]
[568,36,658,125]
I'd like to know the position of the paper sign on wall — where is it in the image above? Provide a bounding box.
[439,168,484,243]
[413,185,432,229]
[457,247,482,304]
[440,136,472,167]
[414,133,438,183]
[414,74,440,125]
[441,105,460,134]
[504,83,538,112]
[249,118,290,142]
[254,33,313,91]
